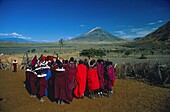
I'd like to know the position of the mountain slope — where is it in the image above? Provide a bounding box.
[0,37,36,43]
[69,27,124,42]
[139,21,170,42]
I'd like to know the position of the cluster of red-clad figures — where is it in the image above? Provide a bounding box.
[25,54,116,105]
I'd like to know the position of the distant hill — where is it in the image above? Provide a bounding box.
[69,27,124,42]
[138,21,170,42]
[133,37,143,41]
[0,37,36,43]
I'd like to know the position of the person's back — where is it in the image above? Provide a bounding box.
[97,59,104,97]
[87,60,100,99]
[12,60,17,72]
[87,67,99,91]
[105,62,116,97]
[53,63,73,104]
[65,57,77,90]
[74,60,87,98]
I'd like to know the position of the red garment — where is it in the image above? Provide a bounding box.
[97,63,104,89]
[41,56,46,61]
[53,70,73,102]
[65,63,77,90]
[107,66,116,81]
[87,67,100,91]
[47,56,54,63]
[74,64,87,98]
[107,66,116,88]
[53,65,58,70]
[31,56,38,67]
[13,63,17,71]
[29,72,37,95]
[37,77,48,97]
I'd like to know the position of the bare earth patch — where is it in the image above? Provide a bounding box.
[0,70,170,112]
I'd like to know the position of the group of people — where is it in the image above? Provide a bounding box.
[25,54,116,104]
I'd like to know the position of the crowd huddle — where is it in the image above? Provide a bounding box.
[25,54,116,105]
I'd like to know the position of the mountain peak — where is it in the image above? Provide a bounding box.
[84,27,101,36]
[69,27,124,42]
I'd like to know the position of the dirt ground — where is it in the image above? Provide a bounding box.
[0,70,170,112]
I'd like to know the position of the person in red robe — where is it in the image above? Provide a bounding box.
[31,55,38,68]
[74,60,87,99]
[28,70,37,97]
[53,62,73,105]
[12,60,17,72]
[105,61,116,97]
[97,59,104,97]
[35,62,48,102]
[37,76,48,102]
[65,57,77,90]
[87,59,100,99]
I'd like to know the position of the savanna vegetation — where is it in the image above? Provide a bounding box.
[0,41,170,112]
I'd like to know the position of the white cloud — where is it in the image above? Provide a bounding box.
[120,35,139,39]
[152,27,157,30]
[147,20,164,25]
[136,30,151,36]
[130,28,143,33]
[158,20,163,23]
[147,22,156,25]
[0,32,31,40]
[115,31,126,35]
[80,24,85,27]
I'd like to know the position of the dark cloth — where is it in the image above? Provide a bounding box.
[107,66,116,81]
[31,56,38,67]
[13,63,17,72]
[25,71,30,93]
[87,67,100,91]
[97,63,104,89]
[37,77,48,97]
[29,72,37,95]
[65,63,77,90]
[53,70,73,102]
[105,66,116,89]
[74,64,87,98]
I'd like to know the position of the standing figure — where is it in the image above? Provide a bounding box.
[97,59,104,97]
[13,60,17,72]
[28,69,37,98]
[53,62,73,105]
[35,65,48,103]
[65,57,77,91]
[105,61,116,97]
[74,60,87,99]
[87,60,100,99]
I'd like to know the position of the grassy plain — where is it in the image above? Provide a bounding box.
[0,41,169,65]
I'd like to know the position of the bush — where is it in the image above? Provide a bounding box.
[139,54,147,59]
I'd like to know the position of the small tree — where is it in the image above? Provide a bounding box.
[139,54,147,59]
[59,39,64,51]
[31,49,36,53]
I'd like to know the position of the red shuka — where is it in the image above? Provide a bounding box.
[37,77,48,97]
[74,64,87,98]
[87,67,100,91]
[29,72,37,95]
[65,63,77,90]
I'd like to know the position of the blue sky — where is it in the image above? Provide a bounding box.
[0,0,170,42]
